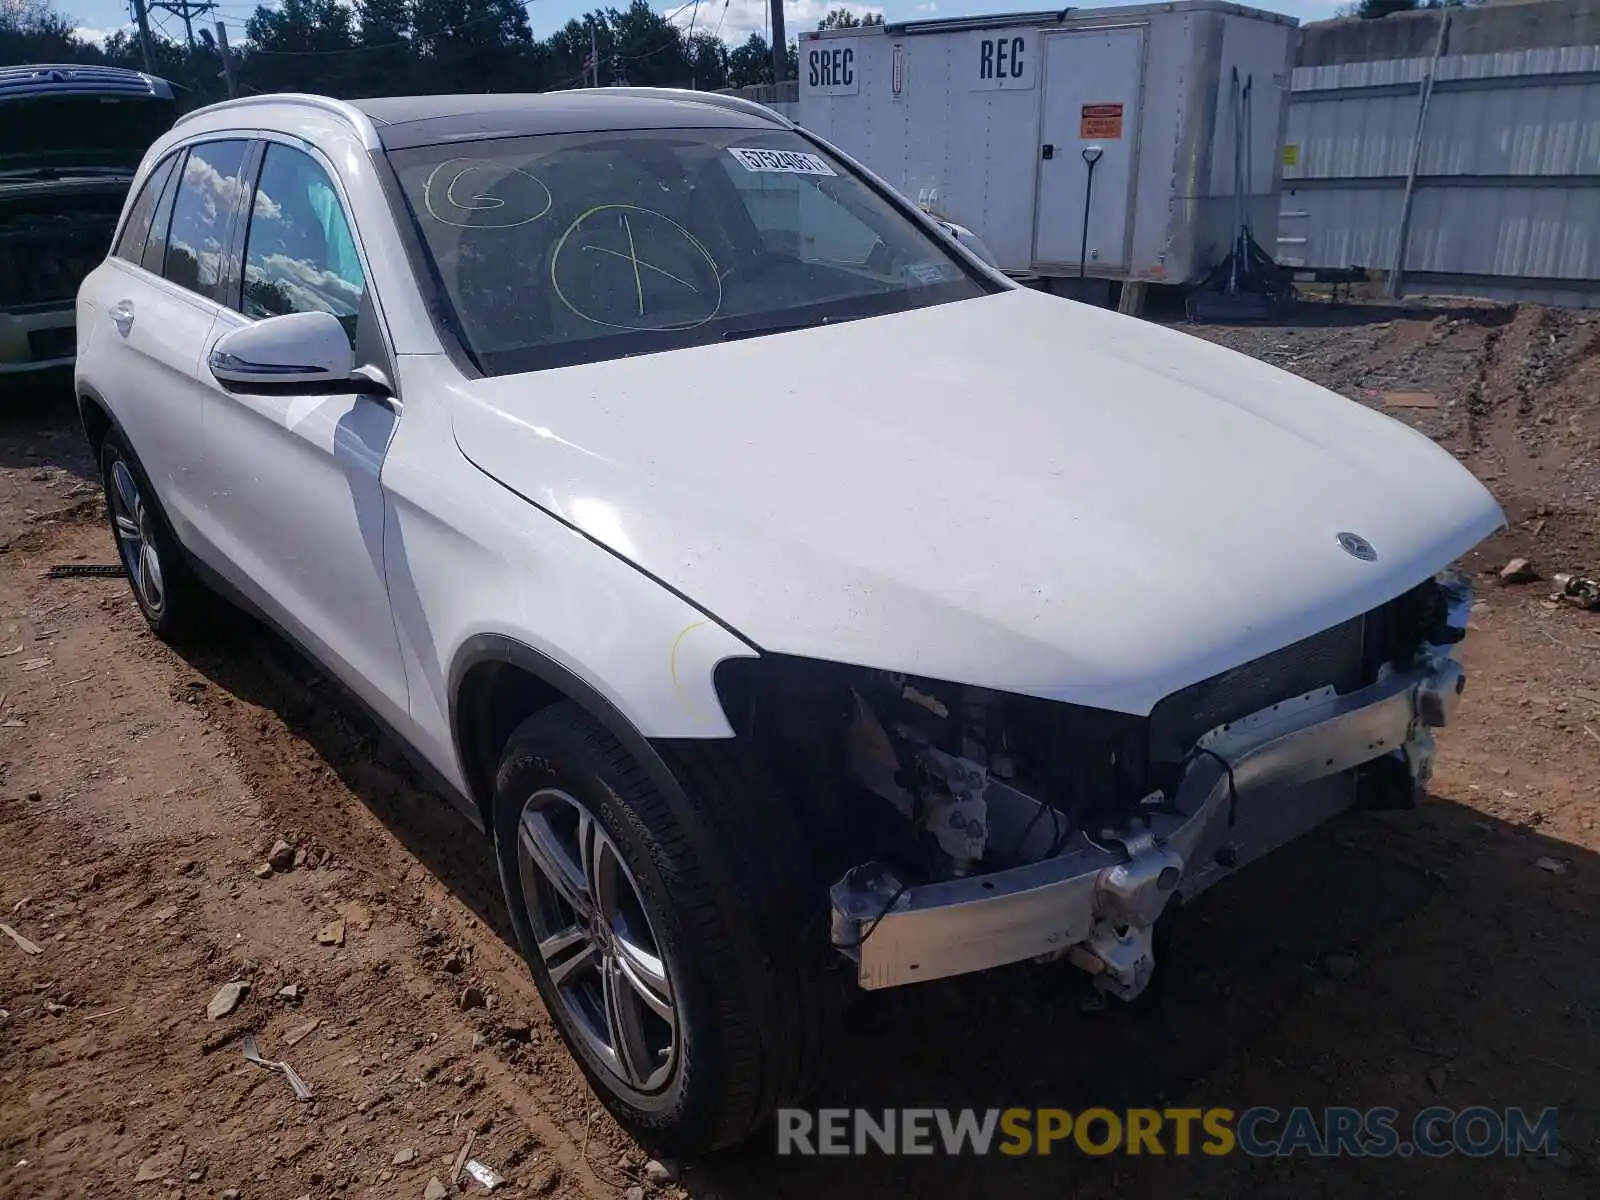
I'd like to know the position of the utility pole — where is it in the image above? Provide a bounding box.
[769,0,787,85]
[131,0,156,74]
[214,21,237,99]
[589,21,600,87]
[149,0,217,50]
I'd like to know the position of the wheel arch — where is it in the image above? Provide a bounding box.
[448,633,697,831]
[76,382,116,458]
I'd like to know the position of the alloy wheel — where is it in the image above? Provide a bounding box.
[516,787,678,1092]
[108,456,165,617]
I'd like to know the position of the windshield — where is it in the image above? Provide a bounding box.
[386,127,993,375]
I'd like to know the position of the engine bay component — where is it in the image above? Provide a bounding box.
[716,573,1473,1004]
[0,191,126,309]
[829,635,1465,998]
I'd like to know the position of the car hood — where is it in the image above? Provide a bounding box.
[449,289,1503,714]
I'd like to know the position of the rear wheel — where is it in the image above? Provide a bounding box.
[491,702,839,1154]
[100,430,210,641]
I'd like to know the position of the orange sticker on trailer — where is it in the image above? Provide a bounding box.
[1080,103,1124,139]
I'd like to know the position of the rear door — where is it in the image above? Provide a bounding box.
[195,138,409,727]
[1032,27,1146,274]
[81,138,252,544]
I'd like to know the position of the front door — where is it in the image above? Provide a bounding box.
[1033,27,1146,273]
[197,139,409,728]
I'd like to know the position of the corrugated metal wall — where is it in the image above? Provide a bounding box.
[1278,11,1600,307]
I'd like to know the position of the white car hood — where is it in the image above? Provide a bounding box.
[450,289,1503,714]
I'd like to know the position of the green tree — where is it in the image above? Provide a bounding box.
[357,0,411,45]
[353,0,416,94]
[604,0,691,87]
[1,0,861,106]
[245,0,359,93]
[1352,0,1419,16]
[726,30,768,87]
[542,15,599,89]
[1350,0,1476,15]
[1,0,100,64]
[817,9,884,30]
[724,31,796,88]
[685,30,727,90]
[247,0,358,55]
[410,0,533,93]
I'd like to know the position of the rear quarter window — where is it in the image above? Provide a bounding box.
[113,154,178,264]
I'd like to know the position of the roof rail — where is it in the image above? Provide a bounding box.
[569,86,793,128]
[173,93,382,150]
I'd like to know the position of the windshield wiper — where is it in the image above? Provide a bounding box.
[721,316,834,342]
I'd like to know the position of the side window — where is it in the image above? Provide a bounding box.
[242,143,366,344]
[141,151,183,275]
[113,154,177,263]
[162,139,250,301]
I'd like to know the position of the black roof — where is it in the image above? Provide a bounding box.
[353,90,781,150]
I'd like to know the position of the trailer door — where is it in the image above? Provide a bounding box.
[1033,27,1146,274]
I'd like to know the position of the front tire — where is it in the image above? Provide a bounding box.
[491,702,838,1154]
[99,430,209,641]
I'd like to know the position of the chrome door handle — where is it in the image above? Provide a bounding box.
[109,301,135,333]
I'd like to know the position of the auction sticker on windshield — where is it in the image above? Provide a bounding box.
[728,147,837,176]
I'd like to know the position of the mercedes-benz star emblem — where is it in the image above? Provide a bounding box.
[1337,532,1377,562]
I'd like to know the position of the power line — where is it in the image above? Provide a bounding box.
[604,2,715,70]
[148,0,217,48]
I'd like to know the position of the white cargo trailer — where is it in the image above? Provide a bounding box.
[796,3,1297,290]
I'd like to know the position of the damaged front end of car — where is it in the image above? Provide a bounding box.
[712,571,1474,1003]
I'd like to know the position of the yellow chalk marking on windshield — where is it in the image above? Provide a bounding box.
[549,204,723,332]
[582,244,697,292]
[422,158,551,229]
[621,212,645,317]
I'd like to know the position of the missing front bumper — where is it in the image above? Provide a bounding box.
[829,653,1465,998]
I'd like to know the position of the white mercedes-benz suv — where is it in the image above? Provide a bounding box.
[75,88,1502,1153]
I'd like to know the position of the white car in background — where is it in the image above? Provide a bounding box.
[1,64,175,375]
[75,88,1502,1153]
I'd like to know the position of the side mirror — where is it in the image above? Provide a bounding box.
[209,310,355,391]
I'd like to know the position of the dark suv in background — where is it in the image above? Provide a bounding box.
[1,64,176,378]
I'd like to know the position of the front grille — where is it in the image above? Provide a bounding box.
[1148,615,1368,766]
[27,326,75,361]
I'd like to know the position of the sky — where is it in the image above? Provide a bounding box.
[67,0,1351,57]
